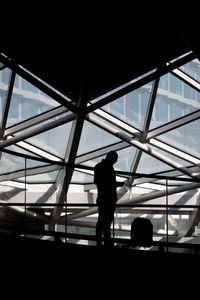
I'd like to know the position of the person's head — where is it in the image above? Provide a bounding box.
[105,151,118,165]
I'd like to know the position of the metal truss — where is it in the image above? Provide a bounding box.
[0,50,200,238]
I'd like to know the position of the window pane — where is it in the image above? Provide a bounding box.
[150,73,200,130]
[137,145,190,174]
[0,151,25,174]
[71,170,94,184]
[7,145,49,168]
[19,171,58,184]
[81,146,137,173]
[0,68,11,125]
[7,75,60,127]
[25,121,73,159]
[179,59,200,83]
[158,119,200,159]
[77,121,120,156]
[114,146,137,172]
[102,83,153,130]
[25,183,57,203]
[137,151,172,174]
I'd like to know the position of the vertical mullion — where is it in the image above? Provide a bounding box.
[143,76,160,137]
[1,71,16,137]
[51,67,88,223]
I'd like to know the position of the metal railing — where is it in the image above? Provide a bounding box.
[0,146,200,253]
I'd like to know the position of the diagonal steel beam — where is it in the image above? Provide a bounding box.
[147,109,200,139]
[143,77,160,137]
[0,54,78,113]
[75,141,129,164]
[0,71,16,137]
[51,77,88,223]
[87,113,200,181]
[150,139,200,166]
[0,113,76,148]
[0,70,16,161]
[51,113,87,223]
[118,182,200,205]
[4,106,68,137]
[93,108,142,138]
[117,77,160,196]
[171,66,200,93]
[66,182,200,221]
[0,164,61,182]
[184,191,200,237]
[86,52,195,114]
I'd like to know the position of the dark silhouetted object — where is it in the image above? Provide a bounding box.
[130,217,153,248]
[94,151,124,247]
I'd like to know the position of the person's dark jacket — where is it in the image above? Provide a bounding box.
[94,159,120,206]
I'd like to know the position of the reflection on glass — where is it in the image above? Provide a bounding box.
[25,121,73,159]
[24,183,56,203]
[0,68,11,126]
[101,83,153,130]
[137,144,190,174]
[179,58,200,83]
[7,75,60,127]
[71,170,94,184]
[81,146,137,173]
[158,118,200,159]
[18,170,58,184]
[0,151,25,174]
[150,73,200,130]
[114,146,137,172]
[137,150,173,174]
[77,120,120,156]
[7,145,48,169]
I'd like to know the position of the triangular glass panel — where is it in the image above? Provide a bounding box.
[179,58,200,83]
[149,73,200,130]
[158,118,200,159]
[0,67,12,126]
[7,74,60,127]
[80,146,137,174]
[137,145,190,175]
[0,149,25,175]
[6,145,57,170]
[25,183,57,204]
[113,146,137,172]
[7,144,38,157]
[101,82,153,131]
[71,170,94,184]
[17,170,59,184]
[24,121,73,159]
[137,151,172,174]
[77,120,121,156]
[5,145,47,170]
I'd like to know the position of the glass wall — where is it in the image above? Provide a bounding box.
[0,53,200,252]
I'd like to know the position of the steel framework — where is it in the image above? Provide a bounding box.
[0,51,200,244]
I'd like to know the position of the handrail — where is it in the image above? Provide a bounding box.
[5,225,200,252]
[0,145,199,252]
[0,201,200,252]
[0,202,199,209]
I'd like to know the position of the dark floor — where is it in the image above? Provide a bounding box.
[0,233,198,295]
[1,233,199,269]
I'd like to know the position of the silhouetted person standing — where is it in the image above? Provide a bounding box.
[94,151,124,247]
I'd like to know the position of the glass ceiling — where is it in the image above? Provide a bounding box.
[1,51,200,246]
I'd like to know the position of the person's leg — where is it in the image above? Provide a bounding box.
[103,207,114,247]
[96,219,103,246]
[96,207,104,246]
[103,226,112,247]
